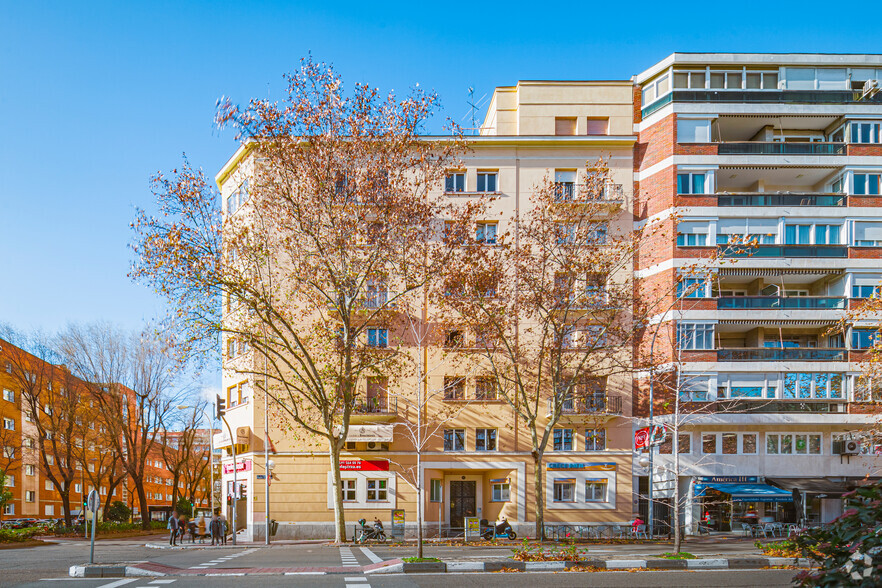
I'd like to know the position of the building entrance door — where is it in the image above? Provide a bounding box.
[449,480,477,529]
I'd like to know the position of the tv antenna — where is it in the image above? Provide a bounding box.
[463,87,488,135]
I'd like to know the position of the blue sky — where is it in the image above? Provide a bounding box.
[1,0,881,338]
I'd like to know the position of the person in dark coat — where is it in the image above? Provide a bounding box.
[209,514,220,546]
[168,511,179,546]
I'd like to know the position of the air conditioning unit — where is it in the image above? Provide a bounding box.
[843,439,861,455]
[365,442,389,451]
[861,79,879,100]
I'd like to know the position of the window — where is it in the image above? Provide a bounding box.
[2,389,13,402]
[852,329,879,350]
[585,429,606,451]
[553,428,574,451]
[366,479,387,501]
[226,337,237,359]
[475,377,497,400]
[25,464,35,476]
[476,171,498,193]
[678,433,691,454]
[3,505,12,515]
[680,375,711,402]
[25,491,35,502]
[850,122,881,144]
[367,328,388,348]
[743,434,757,454]
[444,329,464,348]
[702,433,717,454]
[4,475,12,487]
[853,223,882,247]
[677,119,711,143]
[46,456,53,466]
[586,118,608,135]
[3,418,14,431]
[554,170,577,201]
[553,480,576,502]
[677,323,714,350]
[476,428,497,451]
[673,70,707,89]
[677,173,706,195]
[445,172,465,193]
[555,117,577,136]
[476,222,497,244]
[430,479,442,502]
[443,429,465,451]
[676,222,708,247]
[364,279,387,308]
[491,482,510,502]
[722,433,738,454]
[444,377,465,400]
[641,74,669,105]
[853,174,881,196]
[44,480,53,491]
[226,180,249,214]
[585,480,607,502]
[45,505,54,516]
[227,384,239,408]
[766,433,821,455]
[678,277,709,298]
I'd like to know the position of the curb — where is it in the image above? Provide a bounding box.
[70,556,814,578]
[145,543,264,550]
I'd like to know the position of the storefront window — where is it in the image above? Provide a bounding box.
[743,434,757,454]
[341,479,356,501]
[722,433,738,454]
[702,433,717,454]
[553,480,575,502]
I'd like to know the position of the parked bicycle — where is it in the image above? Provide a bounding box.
[354,517,386,543]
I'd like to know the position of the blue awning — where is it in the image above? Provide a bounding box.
[694,482,793,503]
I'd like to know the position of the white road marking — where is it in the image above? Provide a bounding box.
[148,581,177,585]
[359,547,383,564]
[345,578,369,581]
[95,580,138,588]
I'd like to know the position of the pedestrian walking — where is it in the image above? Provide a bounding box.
[197,516,207,544]
[209,514,220,546]
[219,513,228,545]
[167,511,179,546]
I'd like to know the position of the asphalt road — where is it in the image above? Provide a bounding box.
[11,570,800,588]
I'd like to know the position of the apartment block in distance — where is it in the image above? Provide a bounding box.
[216,79,637,540]
[632,53,882,534]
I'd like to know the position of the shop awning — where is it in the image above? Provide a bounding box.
[694,482,793,502]
[767,477,881,497]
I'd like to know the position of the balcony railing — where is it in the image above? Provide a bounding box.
[715,193,845,207]
[350,396,397,415]
[719,244,848,258]
[550,394,623,416]
[717,348,847,361]
[553,182,624,203]
[642,89,882,117]
[717,296,846,310]
[717,400,847,414]
[717,142,845,155]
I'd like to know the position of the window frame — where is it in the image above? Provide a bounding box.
[491,482,510,502]
[584,480,608,502]
[553,428,574,451]
[476,171,498,193]
[443,428,466,451]
[552,480,576,503]
[584,428,606,451]
[445,172,466,193]
[475,428,497,452]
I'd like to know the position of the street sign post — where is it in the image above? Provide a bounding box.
[86,490,99,564]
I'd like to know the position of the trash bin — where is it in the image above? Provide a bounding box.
[270,519,279,537]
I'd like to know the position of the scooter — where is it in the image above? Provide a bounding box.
[355,517,387,543]
[480,517,517,540]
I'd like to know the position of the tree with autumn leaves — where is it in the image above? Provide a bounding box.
[132,57,477,543]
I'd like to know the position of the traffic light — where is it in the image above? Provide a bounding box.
[216,394,225,420]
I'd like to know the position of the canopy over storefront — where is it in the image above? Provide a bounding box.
[767,477,881,497]
[694,482,793,503]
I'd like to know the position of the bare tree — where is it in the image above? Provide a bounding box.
[160,402,210,509]
[58,323,185,530]
[130,57,475,542]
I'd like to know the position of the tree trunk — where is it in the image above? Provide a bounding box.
[136,480,151,530]
[533,451,545,540]
[673,445,682,553]
[60,490,72,527]
[416,450,423,559]
[328,439,346,543]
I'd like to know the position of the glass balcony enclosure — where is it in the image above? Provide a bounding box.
[717,296,845,310]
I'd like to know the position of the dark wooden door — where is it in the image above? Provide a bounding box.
[449,480,477,528]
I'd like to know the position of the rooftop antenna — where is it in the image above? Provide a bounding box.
[464,87,488,135]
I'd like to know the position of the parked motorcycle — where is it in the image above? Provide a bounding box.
[355,517,386,543]
[480,517,517,540]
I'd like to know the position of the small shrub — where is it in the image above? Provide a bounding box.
[402,557,441,563]
[105,501,131,522]
[658,552,696,559]
[0,529,37,543]
[755,539,801,558]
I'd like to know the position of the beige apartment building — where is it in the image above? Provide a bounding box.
[216,80,638,540]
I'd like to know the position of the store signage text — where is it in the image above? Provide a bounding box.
[547,462,616,471]
[339,459,390,471]
[222,459,252,474]
[695,476,758,484]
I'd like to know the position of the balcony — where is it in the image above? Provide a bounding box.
[549,394,623,419]
[553,182,624,204]
[715,193,845,207]
[717,400,847,414]
[717,296,846,310]
[348,396,398,423]
[717,348,847,362]
[641,89,882,118]
[719,244,848,258]
[717,142,845,155]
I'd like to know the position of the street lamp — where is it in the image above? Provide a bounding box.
[176,405,216,517]
[265,459,275,544]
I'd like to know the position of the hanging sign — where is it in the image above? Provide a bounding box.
[223,459,252,474]
[635,425,667,449]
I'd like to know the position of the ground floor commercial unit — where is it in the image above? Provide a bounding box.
[633,414,881,534]
[216,451,635,540]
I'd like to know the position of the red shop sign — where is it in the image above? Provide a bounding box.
[339,459,389,471]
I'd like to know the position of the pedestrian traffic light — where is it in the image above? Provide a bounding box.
[216,394,225,420]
